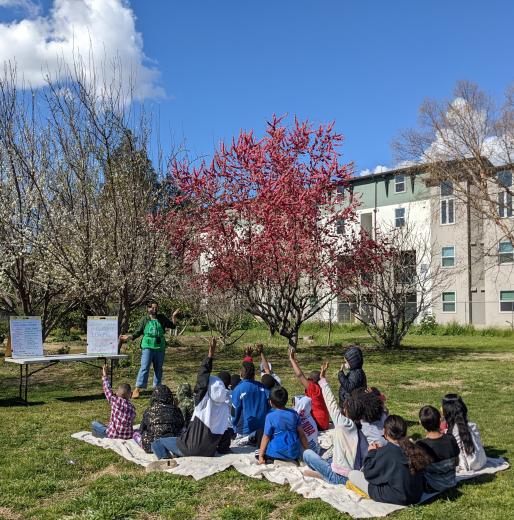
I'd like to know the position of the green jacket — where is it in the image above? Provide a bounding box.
[132,314,176,350]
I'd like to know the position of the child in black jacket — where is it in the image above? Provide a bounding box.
[338,346,367,406]
[139,385,184,453]
[348,415,432,505]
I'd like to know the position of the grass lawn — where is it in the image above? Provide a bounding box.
[0,325,512,519]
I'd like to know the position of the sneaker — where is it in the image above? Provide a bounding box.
[145,459,178,472]
[132,388,142,399]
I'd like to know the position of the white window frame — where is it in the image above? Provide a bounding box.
[395,175,405,194]
[499,241,514,265]
[441,291,456,313]
[395,207,405,228]
[498,190,513,219]
[441,246,455,268]
[499,290,514,313]
[440,197,455,225]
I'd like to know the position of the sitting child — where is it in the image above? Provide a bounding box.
[352,387,387,446]
[257,386,309,464]
[302,362,362,485]
[417,405,459,491]
[232,361,270,443]
[442,394,487,472]
[288,349,330,430]
[177,382,194,425]
[348,415,431,506]
[338,345,367,406]
[91,365,136,440]
[139,385,184,453]
[149,338,231,463]
[294,396,320,454]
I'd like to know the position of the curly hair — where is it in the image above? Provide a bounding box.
[442,393,475,455]
[342,395,363,422]
[384,415,433,474]
[351,388,384,423]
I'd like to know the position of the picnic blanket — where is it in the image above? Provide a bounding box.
[72,430,509,519]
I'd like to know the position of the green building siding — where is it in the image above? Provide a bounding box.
[351,172,431,210]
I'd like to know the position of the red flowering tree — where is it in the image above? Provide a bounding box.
[163,116,383,349]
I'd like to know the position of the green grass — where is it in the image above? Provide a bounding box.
[0,327,512,519]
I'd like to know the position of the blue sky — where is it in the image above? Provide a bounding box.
[0,0,513,173]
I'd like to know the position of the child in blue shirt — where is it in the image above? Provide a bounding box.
[258,386,309,464]
[232,362,270,442]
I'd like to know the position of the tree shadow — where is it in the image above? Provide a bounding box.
[56,393,105,403]
[0,397,45,407]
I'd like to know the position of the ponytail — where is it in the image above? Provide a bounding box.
[442,394,475,455]
[384,415,433,474]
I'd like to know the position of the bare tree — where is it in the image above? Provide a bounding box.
[394,80,514,250]
[344,224,447,349]
[0,58,180,337]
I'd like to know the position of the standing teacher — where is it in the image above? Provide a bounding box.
[119,301,180,398]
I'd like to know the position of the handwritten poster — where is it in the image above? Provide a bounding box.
[10,317,43,359]
[87,316,119,355]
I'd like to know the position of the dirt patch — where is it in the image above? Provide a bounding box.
[468,353,514,361]
[398,380,463,389]
[0,507,23,520]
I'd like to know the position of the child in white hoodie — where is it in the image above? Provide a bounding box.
[441,393,487,472]
[294,396,320,453]
[302,362,361,485]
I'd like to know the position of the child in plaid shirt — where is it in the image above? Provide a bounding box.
[91,365,136,439]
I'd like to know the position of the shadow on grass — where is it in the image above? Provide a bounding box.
[0,397,45,407]
[484,445,509,459]
[56,393,105,403]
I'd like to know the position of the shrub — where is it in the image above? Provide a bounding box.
[51,328,81,342]
[414,315,439,335]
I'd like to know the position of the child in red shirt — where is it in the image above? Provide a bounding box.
[288,349,329,430]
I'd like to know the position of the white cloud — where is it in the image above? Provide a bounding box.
[358,164,390,176]
[0,0,164,101]
[0,0,40,17]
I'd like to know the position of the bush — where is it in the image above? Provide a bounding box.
[51,327,81,342]
[413,315,439,335]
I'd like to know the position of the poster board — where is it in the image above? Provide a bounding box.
[10,316,43,359]
[87,316,119,355]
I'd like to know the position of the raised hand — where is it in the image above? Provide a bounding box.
[320,361,329,379]
[208,337,217,358]
[102,364,108,378]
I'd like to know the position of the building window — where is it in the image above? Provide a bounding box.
[395,175,405,193]
[499,241,514,264]
[498,171,513,218]
[338,300,353,323]
[336,218,345,235]
[440,181,453,197]
[440,181,455,225]
[500,291,514,312]
[441,246,455,267]
[442,292,456,313]
[440,198,455,225]
[395,207,405,228]
[498,190,513,218]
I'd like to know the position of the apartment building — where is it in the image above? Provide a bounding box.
[332,163,514,327]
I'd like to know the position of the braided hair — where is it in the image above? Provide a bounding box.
[384,415,433,474]
[442,394,475,455]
